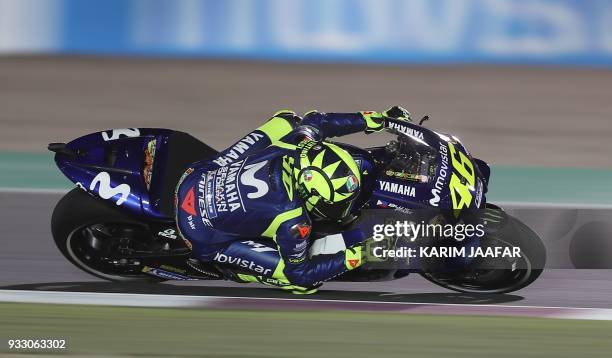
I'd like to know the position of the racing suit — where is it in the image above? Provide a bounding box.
[175,109,389,293]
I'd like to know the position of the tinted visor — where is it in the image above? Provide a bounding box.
[311,197,356,222]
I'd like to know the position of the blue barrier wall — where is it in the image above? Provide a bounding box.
[5,0,612,65]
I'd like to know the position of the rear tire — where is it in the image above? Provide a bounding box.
[51,188,165,282]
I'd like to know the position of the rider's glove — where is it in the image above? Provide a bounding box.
[361,106,412,134]
[383,106,412,122]
[349,233,400,268]
[344,245,364,270]
[360,111,385,134]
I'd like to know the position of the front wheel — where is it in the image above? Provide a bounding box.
[51,188,186,282]
[421,209,546,294]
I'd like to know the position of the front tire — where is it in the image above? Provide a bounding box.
[421,209,546,294]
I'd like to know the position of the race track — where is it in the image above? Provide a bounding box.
[1,191,611,309]
[0,57,610,312]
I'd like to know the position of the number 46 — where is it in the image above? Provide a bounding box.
[448,143,475,212]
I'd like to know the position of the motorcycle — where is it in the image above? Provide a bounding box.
[49,117,546,293]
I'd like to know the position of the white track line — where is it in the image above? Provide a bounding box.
[559,309,612,321]
[1,290,612,321]
[0,290,213,308]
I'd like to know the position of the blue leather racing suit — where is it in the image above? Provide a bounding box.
[175,110,380,293]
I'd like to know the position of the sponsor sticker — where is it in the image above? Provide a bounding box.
[288,256,306,264]
[293,239,310,252]
[157,228,178,240]
[143,139,156,190]
[242,240,277,252]
[197,173,214,226]
[387,122,425,140]
[101,128,140,141]
[378,180,416,197]
[213,252,272,275]
[142,266,196,281]
[346,175,359,192]
[385,169,427,183]
[213,132,265,166]
[291,223,311,239]
[181,187,197,216]
[303,170,313,182]
[211,161,245,213]
[430,142,449,206]
[186,215,196,231]
[196,159,270,219]
[89,172,130,206]
[375,199,412,214]
[240,161,269,199]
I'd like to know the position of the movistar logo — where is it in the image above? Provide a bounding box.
[240,161,269,199]
[89,172,130,206]
[213,252,272,275]
[430,142,449,206]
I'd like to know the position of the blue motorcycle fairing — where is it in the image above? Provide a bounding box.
[53,128,216,220]
[366,118,489,216]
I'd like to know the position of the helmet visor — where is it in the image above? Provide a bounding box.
[310,196,356,222]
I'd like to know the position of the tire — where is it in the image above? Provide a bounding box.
[421,212,546,294]
[51,188,165,282]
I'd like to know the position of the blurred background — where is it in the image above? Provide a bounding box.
[0,0,611,171]
[3,0,612,62]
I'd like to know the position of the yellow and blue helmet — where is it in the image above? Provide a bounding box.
[295,140,361,221]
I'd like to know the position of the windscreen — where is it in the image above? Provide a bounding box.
[384,135,438,184]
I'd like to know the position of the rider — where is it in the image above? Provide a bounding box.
[175,106,412,293]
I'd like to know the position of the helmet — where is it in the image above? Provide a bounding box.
[295,140,361,221]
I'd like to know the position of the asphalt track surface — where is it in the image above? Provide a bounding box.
[1,192,611,309]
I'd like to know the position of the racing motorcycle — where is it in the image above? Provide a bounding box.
[49,118,546,294]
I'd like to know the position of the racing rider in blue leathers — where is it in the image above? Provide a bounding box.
[175,106,411,293]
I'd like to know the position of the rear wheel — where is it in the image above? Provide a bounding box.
[421,207,546,294]
[52,188,187,282]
